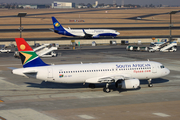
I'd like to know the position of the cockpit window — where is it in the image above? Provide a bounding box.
[160,65,165,68]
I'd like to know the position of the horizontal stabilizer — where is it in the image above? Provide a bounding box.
[23,70,38,74]
[8,67,17,70]
[49,28,54,32]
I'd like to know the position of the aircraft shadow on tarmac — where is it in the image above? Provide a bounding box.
[24,78,169,92]
[111,78,169,93]
[140,78,169,85]
[25,81,88,89]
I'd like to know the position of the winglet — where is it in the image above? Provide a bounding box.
[82,29,92,38]
[15,38,49,68]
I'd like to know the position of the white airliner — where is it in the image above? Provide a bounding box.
[51,17,120,38]
[12,38,170,93]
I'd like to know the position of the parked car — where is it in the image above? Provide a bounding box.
[0,48,11,53]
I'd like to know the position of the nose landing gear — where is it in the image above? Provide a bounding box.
[148,79,153,87]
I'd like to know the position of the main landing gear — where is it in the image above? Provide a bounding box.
[103,83,111,93]
[89,83,111,93]
[148,79,153,87]
[88,84,95,89]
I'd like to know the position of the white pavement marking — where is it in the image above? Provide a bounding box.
[172,75,180,78]
[0,108,56,120]
[153,113,171,117]
[2,91,122,101]
[78,115,95,119]
[0,77,18,87]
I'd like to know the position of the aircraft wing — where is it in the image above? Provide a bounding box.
[82,29,93,38]
[8,67,17,70]
[85,74,131,83]
[49,28,54,32]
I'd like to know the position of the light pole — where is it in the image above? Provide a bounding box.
[17,13,27,38]
[169,11,179,41]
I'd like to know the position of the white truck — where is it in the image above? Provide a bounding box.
[0,48,11,53]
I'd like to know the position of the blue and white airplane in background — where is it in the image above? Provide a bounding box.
[12,38,170,93]
[51,17,120,38]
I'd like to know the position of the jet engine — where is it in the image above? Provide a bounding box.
[116,79,140,89]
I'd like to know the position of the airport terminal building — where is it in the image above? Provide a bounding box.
[52,1,75,8]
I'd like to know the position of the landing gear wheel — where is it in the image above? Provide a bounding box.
[148,79,153,87]
[103,83,111,93]
[148,84,153,87]
[89,84,95,89]
[103,87,110,93]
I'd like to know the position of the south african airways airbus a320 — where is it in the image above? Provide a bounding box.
[12,38,170,93]
[51,17,120,38]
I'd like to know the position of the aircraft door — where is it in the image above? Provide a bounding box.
[48,68,53,78]
[152,64,157,73]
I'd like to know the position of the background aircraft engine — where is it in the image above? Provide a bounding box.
[116,79,140,89]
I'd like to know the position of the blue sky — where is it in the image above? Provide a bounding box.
[0,0,180,6]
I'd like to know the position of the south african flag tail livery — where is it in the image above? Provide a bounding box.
[15,38,49,68]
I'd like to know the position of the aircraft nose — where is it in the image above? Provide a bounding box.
[165,68,170,75]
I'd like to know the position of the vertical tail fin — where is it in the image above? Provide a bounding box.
[15,38,49,68]
[52,16,65,31]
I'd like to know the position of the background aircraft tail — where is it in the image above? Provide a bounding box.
[52,17,65,31]
[15,38,49,68]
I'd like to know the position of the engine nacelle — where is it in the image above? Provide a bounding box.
[116,79,140,89]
